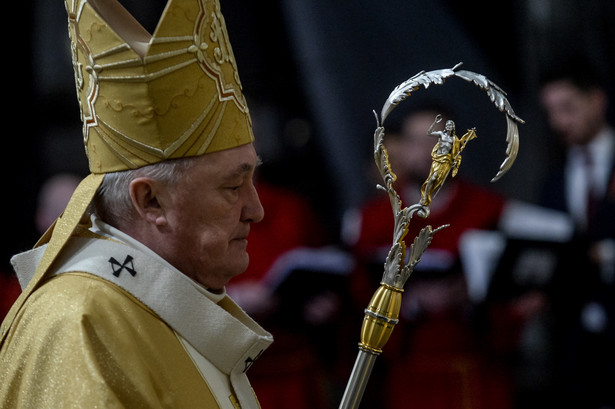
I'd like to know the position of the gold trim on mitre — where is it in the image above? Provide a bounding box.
[67,0,254,173]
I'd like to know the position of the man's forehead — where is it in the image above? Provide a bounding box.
[200,144,260,177]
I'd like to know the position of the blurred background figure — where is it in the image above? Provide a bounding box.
[1,173,81,320]
[536,57,615,409]
[343,104,514,409]
[34,173,82,235]
[226,99,354,408]
[226,175,341,409]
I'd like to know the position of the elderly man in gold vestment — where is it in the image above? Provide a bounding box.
[0,0,273,408]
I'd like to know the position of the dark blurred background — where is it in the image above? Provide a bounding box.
[4,0,615,267]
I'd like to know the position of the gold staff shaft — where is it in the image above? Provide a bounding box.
[339,283,403,409]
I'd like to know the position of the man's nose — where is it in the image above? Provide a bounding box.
[243,184,264,223]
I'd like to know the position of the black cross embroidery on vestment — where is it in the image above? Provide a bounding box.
[109,255,137,277]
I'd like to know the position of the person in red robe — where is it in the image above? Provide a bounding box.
[227,176,338,409]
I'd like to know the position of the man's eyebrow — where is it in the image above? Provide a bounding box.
[227,156,263,178]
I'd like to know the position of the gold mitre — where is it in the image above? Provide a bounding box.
[67,0,254,173]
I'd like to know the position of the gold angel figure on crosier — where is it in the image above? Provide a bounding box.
[420,114,477,206]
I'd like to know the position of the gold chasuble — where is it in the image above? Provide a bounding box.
[2,275,220,408]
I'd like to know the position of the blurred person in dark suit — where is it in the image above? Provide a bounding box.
[538,56,615,409]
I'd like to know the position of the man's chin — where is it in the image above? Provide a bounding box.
[193,258,249,290]
[229,253,250,278]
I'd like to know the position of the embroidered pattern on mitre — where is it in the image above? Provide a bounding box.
[65,0,254,173]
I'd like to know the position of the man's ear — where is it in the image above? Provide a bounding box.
[129,177,167,226]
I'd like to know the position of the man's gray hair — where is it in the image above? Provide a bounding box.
[90,156,199,228]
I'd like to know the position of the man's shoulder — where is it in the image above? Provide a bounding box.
[21,272,159,330]
[4,272,177,373]
[1,272,216,408]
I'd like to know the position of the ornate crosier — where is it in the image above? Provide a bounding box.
[339,63,524,409]
[373,123,449,290]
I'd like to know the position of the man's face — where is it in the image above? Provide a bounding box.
[540,80,605,146]
[160,143,264,290]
